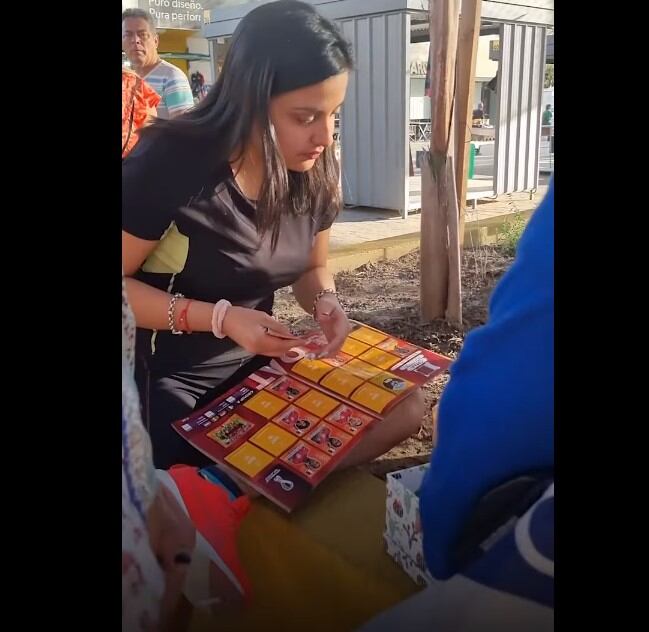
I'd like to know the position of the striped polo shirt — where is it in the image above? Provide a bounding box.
[144,60,194,119]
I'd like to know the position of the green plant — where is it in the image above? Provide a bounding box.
[497,213,527,256]
[544,64,554,88]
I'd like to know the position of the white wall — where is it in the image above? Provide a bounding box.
[474,83,483,108]
[410,97,431,119]
[410,41,429,65]
[408,40,493,120]
[475,34,498,80]
[410,35,497,82]
[187,36,214,87]
[542,87,554,110]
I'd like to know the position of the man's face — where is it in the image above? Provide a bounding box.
[122,17,159,68]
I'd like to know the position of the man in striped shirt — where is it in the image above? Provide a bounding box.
[122,9,194,119]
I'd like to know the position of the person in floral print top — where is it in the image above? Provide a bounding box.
[123,276,195,631]
[122,68,160,159]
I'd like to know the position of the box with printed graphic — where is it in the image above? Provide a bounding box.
[384,464,434,586]
[173,322,450,512]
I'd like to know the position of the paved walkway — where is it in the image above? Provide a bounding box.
[329,184,549,251]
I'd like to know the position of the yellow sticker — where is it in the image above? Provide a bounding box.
[341,337,371,357]
[243,391,289,419]
[351,383,397,413]
[320,369,365,398]
[295,390,340,418]
[292,358,334,382]
[342,359,383,380]
[249,423,298,456]
[370,372,414,394]
[359,348,400,370]
[225,442,275,477]
[348,326,389,346]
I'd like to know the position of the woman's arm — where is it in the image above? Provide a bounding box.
[291,229,336,311]
[123,230,215,332]
[291,229,350,356]
[122,230,303,356]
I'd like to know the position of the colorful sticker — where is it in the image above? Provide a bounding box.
[206,414,254,448]
[225,442,275,477]
[376,337,419,358]
[391,352,444,379]
[351,383,397,413]
[326,405,375,434]
[273,405,320,437]
[249,423,298,456]
[322,351,354,368]
[302,331,329,348]
[348,326,389,346]
[295,390,340,418]
[359,348,401,370]
[370,372,414,394]
[319,368,365,398]
[267,376,310,402]
[281,441,332,478]
[305,422,352,456]
[243,391,289,419]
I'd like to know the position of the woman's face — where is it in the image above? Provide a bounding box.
[268,71,348,172]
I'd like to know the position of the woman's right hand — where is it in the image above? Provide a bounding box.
[222,306,305,357]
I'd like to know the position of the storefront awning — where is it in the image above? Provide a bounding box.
[159,51,210,61]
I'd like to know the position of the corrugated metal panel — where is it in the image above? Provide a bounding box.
[203,0,416,38]
[339,12,410,213]
[494,23,546,194]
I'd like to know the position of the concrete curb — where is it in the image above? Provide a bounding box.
[327,208,534,273]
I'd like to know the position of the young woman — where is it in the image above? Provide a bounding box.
[123,0,424,470]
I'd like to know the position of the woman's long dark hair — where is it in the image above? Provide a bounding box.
[145,0,353,248]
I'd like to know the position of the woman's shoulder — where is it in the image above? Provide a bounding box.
[124,131,226,208]
[125,128,213,179]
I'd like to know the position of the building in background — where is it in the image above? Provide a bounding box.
[202,0,554,217]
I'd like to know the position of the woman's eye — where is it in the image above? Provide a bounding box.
[299,116,316,125]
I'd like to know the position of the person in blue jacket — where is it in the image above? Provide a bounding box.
[420,180,554,581]
[358,180,554,632]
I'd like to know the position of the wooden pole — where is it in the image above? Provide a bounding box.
[420,0,462,324]
[454,0,482,247]
[429,0,459,156]
[420,156,449,319]
[445,155,462,323]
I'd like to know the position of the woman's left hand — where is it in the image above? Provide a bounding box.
[312,293,352,358]
[147,484,196,624]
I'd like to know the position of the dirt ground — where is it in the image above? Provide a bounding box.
[273,246,514,478]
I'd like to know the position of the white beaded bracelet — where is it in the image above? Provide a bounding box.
[211,299,232,339]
